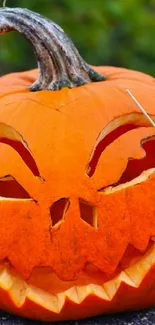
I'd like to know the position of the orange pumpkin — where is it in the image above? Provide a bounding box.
[0,6,155,322]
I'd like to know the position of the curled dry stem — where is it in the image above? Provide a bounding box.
[0,7,106,91]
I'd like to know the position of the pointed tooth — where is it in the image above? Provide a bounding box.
[104,271,136,300]
[9,276,28,307]
[88,284,109,300]
[124,265,142,287]
[120,271,137,286]
[65,286,80,304]
[27,286,59,313]
[76,284,109,303]
[0,268,13,290]
[125,244,155,286]
[75,285,88,302]
[56,292,65,312]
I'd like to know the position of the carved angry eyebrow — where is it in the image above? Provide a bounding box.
[86,91,155,177]
[0,122,40,177]
[86,112,155,177]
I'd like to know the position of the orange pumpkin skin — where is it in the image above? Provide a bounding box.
[0,65,154,321]
[0,6,155,322]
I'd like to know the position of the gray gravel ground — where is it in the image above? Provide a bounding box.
[0,308,155,325]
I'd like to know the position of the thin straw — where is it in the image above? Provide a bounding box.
[126,89,155,128]
[2,0,7,8]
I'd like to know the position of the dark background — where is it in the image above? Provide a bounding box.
[0,0,155,77]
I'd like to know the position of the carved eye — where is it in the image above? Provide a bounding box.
[0,122,40,177]
[98,136,155,194]
[86,112,155,192]
[86,112,155,177]
[0,175,31,200]
[0,122,40,200]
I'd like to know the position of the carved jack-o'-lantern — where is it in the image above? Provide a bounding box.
[0,6,155,322]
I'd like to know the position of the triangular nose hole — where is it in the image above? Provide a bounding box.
[50,198,70,227]
[79,199,98,228]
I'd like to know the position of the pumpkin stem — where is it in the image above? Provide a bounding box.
[0,7,106,91]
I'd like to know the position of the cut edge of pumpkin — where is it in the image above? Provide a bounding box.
[0,122,41,178]
[86,112,155,177]
[0,242,155,314]
[99,167,155,194]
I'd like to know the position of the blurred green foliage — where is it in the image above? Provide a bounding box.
[0,0,155,76]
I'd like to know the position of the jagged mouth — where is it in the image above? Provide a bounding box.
[1,239,155,315]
